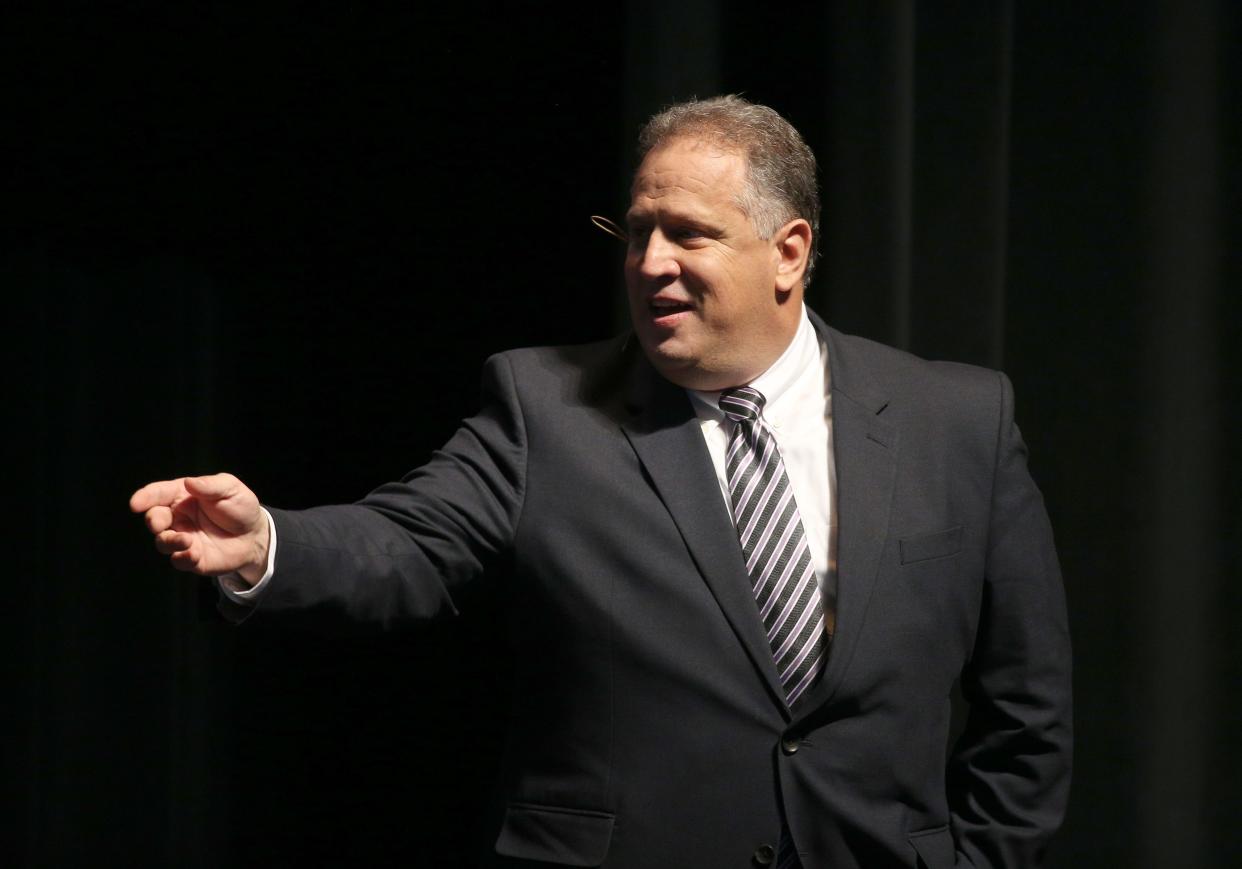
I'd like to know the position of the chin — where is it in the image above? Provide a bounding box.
[652,354,731,391]
[636,334,737,390]
[641,343,698,385]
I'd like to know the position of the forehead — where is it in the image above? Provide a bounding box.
[628,139,748,214]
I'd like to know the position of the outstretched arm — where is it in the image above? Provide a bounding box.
[130,473,270,586]
[129,353,527,626]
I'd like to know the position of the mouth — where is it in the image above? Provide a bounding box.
[648,297,694,327]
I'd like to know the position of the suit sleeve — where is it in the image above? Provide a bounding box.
[219,353,527,629]
[948,371,1072,868]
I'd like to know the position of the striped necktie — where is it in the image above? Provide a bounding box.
[719,386,826,706]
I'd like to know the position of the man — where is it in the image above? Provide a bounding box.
[132,96,1071,868]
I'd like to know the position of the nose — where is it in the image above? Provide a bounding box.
[628,229,680,282]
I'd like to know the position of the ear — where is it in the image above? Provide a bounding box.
[772,218,812,293]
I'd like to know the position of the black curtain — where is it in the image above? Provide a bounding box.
[6,2,1238,866]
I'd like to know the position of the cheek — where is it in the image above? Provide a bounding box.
[623,268,646,302]
[622,256,637,282]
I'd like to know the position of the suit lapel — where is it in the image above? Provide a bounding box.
[795,316,899,716]
[619,357,790,714]
[615,316,900,719]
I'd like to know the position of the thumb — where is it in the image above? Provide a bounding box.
[183,473,240,502]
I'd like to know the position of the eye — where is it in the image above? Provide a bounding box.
[626,224,652,248]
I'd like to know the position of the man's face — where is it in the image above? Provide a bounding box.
[624,137,799,391]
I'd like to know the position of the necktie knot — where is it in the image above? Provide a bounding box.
[719,386,766,423]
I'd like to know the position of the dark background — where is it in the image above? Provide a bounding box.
[5,2,1238,866]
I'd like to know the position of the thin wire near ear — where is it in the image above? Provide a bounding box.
[590,215,628,243]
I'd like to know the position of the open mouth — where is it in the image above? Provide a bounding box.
[648,299,694,327]
[649,299,694,316]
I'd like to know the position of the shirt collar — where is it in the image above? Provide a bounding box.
[687,305,820,419]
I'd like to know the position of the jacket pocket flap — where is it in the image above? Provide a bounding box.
[907,824,956,869]
[494,802,615,866]
[899,526,963,564]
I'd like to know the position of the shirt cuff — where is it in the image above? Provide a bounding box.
[216,507,278,603]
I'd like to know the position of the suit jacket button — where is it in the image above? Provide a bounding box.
[781,735,800,755]
[753,843,776,865]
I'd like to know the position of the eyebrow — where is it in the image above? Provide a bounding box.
[625,206,714,228]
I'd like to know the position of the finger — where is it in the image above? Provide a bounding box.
[144,505,174,534]
[130,479,189,513]
[169,538,218,575]
[154,529,192,556]
[183,473,241,502]
[169,549,207,573]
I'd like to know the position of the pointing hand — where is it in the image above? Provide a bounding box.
[130,473,270,586]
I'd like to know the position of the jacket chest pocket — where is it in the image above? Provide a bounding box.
[898,526,962,565]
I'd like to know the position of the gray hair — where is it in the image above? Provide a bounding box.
[637,95,821,287]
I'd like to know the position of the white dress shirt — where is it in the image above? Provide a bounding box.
[686,306,837,599]
[217,510,277,600]
[222,306,836,605]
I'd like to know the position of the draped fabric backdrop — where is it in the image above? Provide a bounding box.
[6,2,1237,866]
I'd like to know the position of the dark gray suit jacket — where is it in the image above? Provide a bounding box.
[237,314,1071,868]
